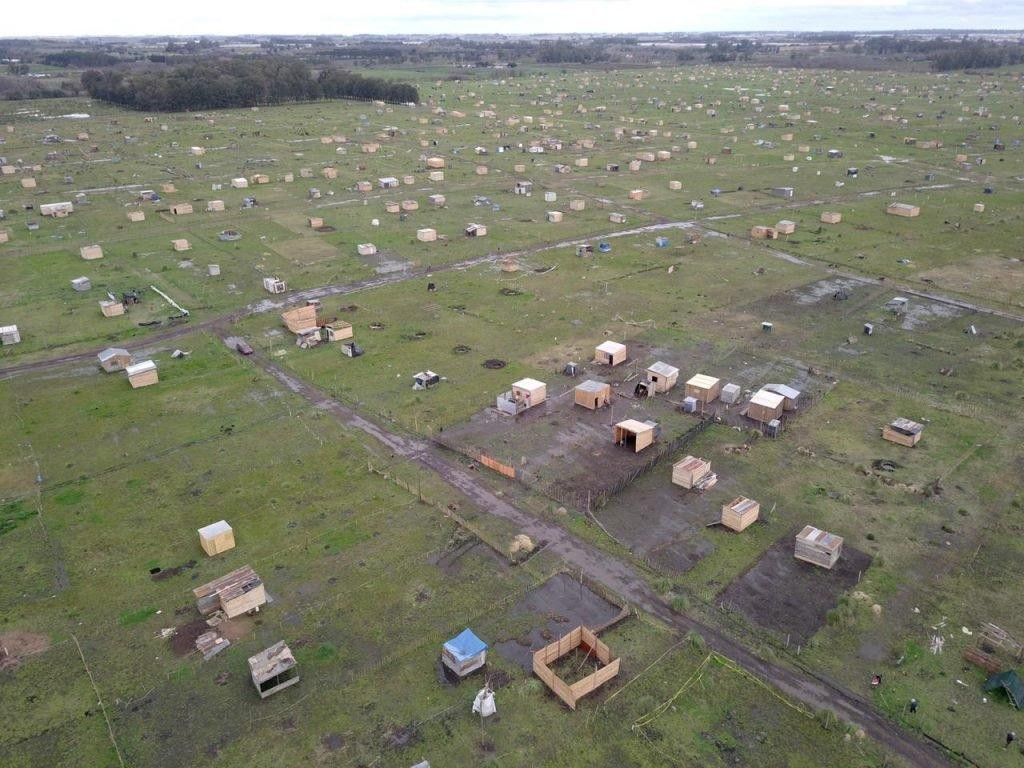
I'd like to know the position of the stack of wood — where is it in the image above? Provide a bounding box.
[196,631,230,661]
[794,525,843,569]
[193,565,266,618]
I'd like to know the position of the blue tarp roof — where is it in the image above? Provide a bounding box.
[444,628,487,662]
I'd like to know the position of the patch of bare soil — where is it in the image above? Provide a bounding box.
[0,632,51,670]
[170,619,210,656]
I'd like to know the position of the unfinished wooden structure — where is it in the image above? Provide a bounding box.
[125,360,158,388]
[594,340,627,366]
[496,378,547,416]
[441,628,488,678]
[574,379,611,410]
[170,203,193,215]
[194,565,266,618]
[820,211,842,224]
[721,497,760,532]
[80,244,103,260]
[794,525,843,569]
[198,520,235,557]
[684,374,721,405]
[882,418,923,447]
[613,419,656,453]
[887,202,920,218]
[99,299,125,318]
[248,641,299,699]
[645,361,679,393]
[672,455,716,491]
[532,626,620,710]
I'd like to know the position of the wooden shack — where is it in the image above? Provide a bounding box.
[194,565,266,618]
[671,456,715,490]
[171,238,190,252]
[207,200,225,212]
[684,374,721,404]
[97,347,132,373]
[762,383,801,411]
[882,418,923,447]
[80,244,103,260]
[747,389,785,423]
[441,628,488,678]
[198,520,235,556]
[170,203,193,215]
[574,379,611,410]
[496,378,547,415]
[231,177,249,188]
[595,340,627,366]
[613,419,656,453]
[646,361,679,393]
[465,223,487,237]
[249,641,299,699]
[820,211,842,224]
[426,157,445,168]
[532,626,620,710]
[546,211,563,223]
[417,228,437,242]
[609,212,627,224]
[721,497,759,532]
[887,202,920,218]
[308,216,324,229]
[125,360,158,388]
[775,219,796,235]
[281,304,318,334]
[750,225,778,240]
[794,525,843,569]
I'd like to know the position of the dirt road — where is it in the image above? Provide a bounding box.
[235,333,960,768]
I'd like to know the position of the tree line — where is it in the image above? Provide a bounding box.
[81,57,418,112]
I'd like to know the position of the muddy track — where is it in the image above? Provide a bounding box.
[230,331,960,768]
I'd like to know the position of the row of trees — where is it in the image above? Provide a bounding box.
[81,58,418,111]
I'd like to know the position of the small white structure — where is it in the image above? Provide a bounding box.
[357,243,377,256]
[442,629,487,678]
[262,277,287,294]
[231,177,249,189]
[125,360,158,389]
[71,276,92,292]
[80,244,103,261]
[0,324,21,345]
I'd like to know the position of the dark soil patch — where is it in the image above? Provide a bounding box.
[0,632,51,671]
[482,359,507,369]
[369,322,385,329]
[338,304,358,312]
[170,618,210,655]
[452,344,472,354]
[313,225,336,233]
[401,331,429,341]
[381,723,419,751]
[151,559,197,581]
[321,733,345,750]
[499,287,522,296]
[493,573,625,670]
[717,532,873,645]
[215,672,231,685]
[487,668,512,689]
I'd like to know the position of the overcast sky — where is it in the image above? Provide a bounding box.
[5,0,1024,37]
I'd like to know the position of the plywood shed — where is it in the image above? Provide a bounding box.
[747,389,785,423]
[170,203,193,215]
[99,299,125,318]
[195,565,266,619]
[646,361,679,393]
[628,189,648,201]
[80,244,103,260]
[299,168,314,178]
[887,202,920,218]
[684,373,721,405]
[474,165,489,175]
[595,340,627,366]
[794,525,843,569]
[771,187,794,199]
[249,641,299,699]
[465,223,487,237]
[442,629,488,678]
[882,417,923,447]
[428,170,444,182]
[496,377,547,415]
[1,325,21,346]
[281,304,318,334]
[385,201,401,213]
[574,157,589,167]
[546,211,563,223]
[762,383,800,411]
[428,194,446,207]
[609,212,627,224]
[628,160,642,172]
[403,175,415,185]
[21,177,36,189]
[775,219,796,235]
[613,419,656,453]
[189,146,205,155]
[71,276,91,292]
[0,230,9,244]
[721,497,759,532]
[322,167,339,180]
[262,277,286,294]
[308,216,324,229]
[97,347,132,372]
[198,520,235,556]
[206,199,225,212]
[750,225,778,240]
[41,201,74,217]
[125,359,158,388]
[417,228,437,242]
[533,626,620,710]
[820,211,842,224]
[973,203,985,213]
[322,322,353,342]
[672,455,713,490]
[230,177,249,189]
[569,199,586,211]
[250,173,269,185]
[357,243,377,256]
[0,165,14,175]
[355,180,372,193]
[172,238,190,252]
[401,200,419,211]
[283,172,294,183]
[426,157,445,169]
[574,379,611,410]
[123,209,145,223]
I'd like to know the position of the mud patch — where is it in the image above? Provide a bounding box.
[321,733,345,750]
[789,278,862,306]
[482,359,507,369]
[151,559,197,581]
[0,631,51,671]
[170,618,210,656]
[717,533,873,644]
[381,723,419,751]
[493,573,624,670]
